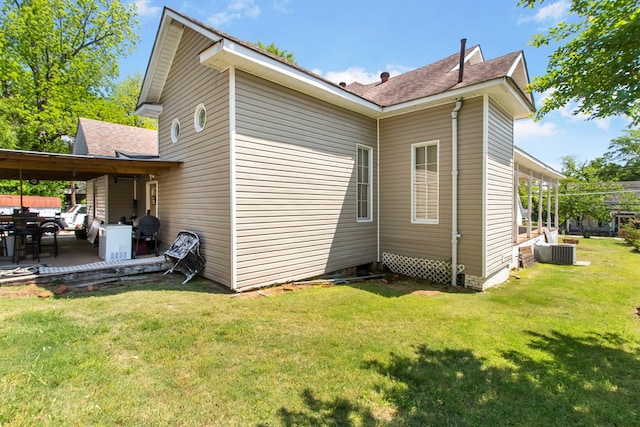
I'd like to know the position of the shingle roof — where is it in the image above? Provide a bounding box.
[345,49,526,106]
[77,118,157,157]
[142,8,533,118]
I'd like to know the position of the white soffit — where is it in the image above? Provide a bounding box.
[515,146,564,180]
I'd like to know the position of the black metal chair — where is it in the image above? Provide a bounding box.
[38,217,60,258]
[132,215,161,258]
[11,213,40,264]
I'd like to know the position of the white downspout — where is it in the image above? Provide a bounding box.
[229,67,237,290]
[451,99,463,287]
[376,118,380,265]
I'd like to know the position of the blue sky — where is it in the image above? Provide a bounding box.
[123,0,632,171]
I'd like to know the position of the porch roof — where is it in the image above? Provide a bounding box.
[0,149,182,181]
[514,146,564,181]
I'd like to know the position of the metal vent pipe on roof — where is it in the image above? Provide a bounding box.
[458,38,467,83]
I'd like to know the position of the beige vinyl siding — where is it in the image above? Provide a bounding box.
[95,175,107,222]
[107,177,135,223]
[86,179,96,224]
[234,71,377,290]
[157,27,232,286]
[484,98,514,276]
[379,103,453,261]
[456,97,484,276]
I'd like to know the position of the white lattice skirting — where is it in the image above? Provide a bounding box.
[382,252,465,285]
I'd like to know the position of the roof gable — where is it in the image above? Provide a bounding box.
[138,7,534,119]
[74,118,157,157]
[345,49,532,107]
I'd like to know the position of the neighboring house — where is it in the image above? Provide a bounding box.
[565,181,640,236]
[0,195,61,217]
[72,117,159,225]
[135,7,562,292]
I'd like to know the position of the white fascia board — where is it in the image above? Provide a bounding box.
[165,9,223,43]
[514,146,565,180]
[450,45,485,71]
[381,78,531,118]
[200,39,382,117]
[135,103,163,118]
[507,53,525,79]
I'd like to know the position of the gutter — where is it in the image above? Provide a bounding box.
[451,99,463,287]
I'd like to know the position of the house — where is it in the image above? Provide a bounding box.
[0,195,61,216]
[564,181,640,236]
[72,117,160,225]
[135,7,562,292]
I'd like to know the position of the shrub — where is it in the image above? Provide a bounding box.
[619,219,640,251]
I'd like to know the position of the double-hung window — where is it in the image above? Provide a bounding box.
[412,141,439,223]
[357,144,373,222]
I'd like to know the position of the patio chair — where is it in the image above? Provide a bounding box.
[132,215,161,258]
[164,230,206,284]
[38,217,60,258]
[11,213,39,264]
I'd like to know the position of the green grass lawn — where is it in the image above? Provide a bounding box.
[1,237,639,426]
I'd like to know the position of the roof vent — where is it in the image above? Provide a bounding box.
[380,72,390,83]
[339,82,346,87]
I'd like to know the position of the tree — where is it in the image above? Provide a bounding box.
[520,0,640,124]
[598,128,640,181]
[559,155,639,236]
[0,0,139,153]
[256,41,296,64]
[83,73,157,130]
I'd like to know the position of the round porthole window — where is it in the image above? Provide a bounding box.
[171,118,181,143]
[194,103,206,132]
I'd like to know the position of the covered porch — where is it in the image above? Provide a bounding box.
[0,230,168,286]
[511,148,565,267]
[0,149,181,285]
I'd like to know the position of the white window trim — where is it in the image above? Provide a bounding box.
[171,118,181,143]
[194,103,206,132]
[411,140,439,224]
[357,144,373,222]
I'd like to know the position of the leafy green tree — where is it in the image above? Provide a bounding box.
[559,155,639,236]
[598,128,640,181]
[0,0,139,153]
[83,73,157,130]
[256,41,296,64]
[520,0,640,124]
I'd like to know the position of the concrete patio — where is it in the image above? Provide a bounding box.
[0,230,169,286]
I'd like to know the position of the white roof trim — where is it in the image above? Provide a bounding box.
[514,146,564,180]
[140,8,534,121]
[199,39,382,117]
[450,45,485,71]
[381,78,534,119]
[507,53,524,77]
[135,103,164,118]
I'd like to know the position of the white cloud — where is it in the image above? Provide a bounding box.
[317,65,410,85]
[514,119,559,140]
[273,0,293,13]
[533,0,570,22]
[557,102,613,130]
[517,0,570,24]
[207,0,261,26]
[133,0,162,18]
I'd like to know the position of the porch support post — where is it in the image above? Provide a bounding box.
[546,177,551,229]
[538,175,543,234]
[527,172,532,238]
[554,181,560,229]
[513,165,519,244]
